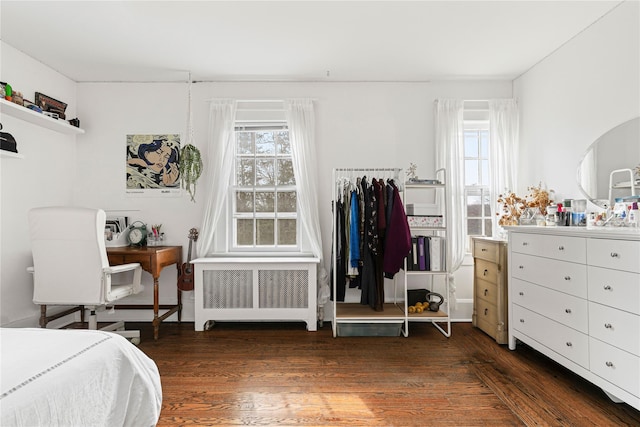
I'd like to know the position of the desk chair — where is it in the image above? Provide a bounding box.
[28,207,143,343]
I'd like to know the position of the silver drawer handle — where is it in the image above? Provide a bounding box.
[558,246,565,251]
[481,248,487,252]
[519,319,525,323]
[565,308,572,314]
[604,323,613,329]
[610,252,619,258]
[522,242,529,246]
[564,276,571,281]
[519,291,524,296]
[566,342,572,347]
[603,285,612,291]
[606,361,614,368]
[518,265,524,269]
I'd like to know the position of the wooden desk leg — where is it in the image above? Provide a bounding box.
[153,276,160,340]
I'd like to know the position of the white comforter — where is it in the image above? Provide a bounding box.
[0,328,162,427]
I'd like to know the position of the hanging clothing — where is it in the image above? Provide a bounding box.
[331,199,347,302]
[333,170,408,311]
[383,181,412,278]
[360,177,381,310]
[349,190,360,268]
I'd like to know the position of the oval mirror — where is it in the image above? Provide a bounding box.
[577,117,640,208]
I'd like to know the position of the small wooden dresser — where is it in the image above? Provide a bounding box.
[472,237,508,344]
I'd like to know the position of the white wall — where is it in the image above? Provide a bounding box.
[72,80,512,323]
[514,0,639,202]
[0,42,79,326]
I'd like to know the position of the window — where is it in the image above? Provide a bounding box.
[231,126,298,250]
[463,121,492,251]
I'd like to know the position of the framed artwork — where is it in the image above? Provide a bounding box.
[126,134,182,197]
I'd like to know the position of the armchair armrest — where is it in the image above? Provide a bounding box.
[105,263,141,274]
[103,263,144,299]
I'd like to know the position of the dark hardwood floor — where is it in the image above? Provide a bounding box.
[133,321,640,426]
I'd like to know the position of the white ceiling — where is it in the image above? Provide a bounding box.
[0,1,625,83]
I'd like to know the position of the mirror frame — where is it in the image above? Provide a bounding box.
[576,117,640,208]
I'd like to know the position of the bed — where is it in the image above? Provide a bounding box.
[0,328,162,426]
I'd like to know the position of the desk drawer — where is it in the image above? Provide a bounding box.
[107,254,126,265]
[116,254,151,271]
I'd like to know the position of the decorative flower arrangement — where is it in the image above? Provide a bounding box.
[406,162,418,181]
[525,183,554,216]
[496,191,527,226]
[497,183,554,225]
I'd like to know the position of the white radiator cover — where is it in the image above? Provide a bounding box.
[192,257,319,331]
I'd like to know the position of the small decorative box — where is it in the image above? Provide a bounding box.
[406,203,441,216]
[407,215,444,228]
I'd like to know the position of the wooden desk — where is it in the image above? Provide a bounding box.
[107,245,182,340]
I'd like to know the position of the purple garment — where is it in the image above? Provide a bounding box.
[383,185,412,277]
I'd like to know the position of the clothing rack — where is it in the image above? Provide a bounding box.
[331,167,408,337]
[333,168,404,189]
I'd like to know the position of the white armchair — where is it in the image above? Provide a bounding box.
[28,207,144,343]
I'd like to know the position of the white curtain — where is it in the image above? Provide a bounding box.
[434,99,465,308]
[489,99,520,234]
[196,99,237,257]
[284,99,330,307]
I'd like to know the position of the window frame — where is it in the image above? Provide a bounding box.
[463,120,492,252]
[228,123,301,253]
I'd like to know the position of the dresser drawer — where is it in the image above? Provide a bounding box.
[587,239,640,273]
[473,239,501,263]
[476,298,499,326]
[475,258,499,285]
[590,337,640,398]
[588,266,640,315]
[475,278,498,305]
[512,279,588,333]
[588,302,640,356]
[511,232,545,256]
[511,252,587,298]
[512,304,589,368]
[511,233,586,263]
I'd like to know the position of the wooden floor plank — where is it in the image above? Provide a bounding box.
[133,321,640,426]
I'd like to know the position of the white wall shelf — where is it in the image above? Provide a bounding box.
[0,150,25,159]
[0,99,85,135]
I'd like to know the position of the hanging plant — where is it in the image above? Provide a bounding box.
[179,143,202,202]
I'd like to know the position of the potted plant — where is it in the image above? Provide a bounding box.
[179,144,202,202]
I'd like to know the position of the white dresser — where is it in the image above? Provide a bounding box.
[507,226,640,411]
